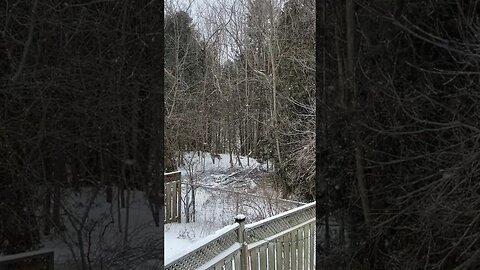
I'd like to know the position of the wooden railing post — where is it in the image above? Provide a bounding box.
[235,214,248,270]
[164,171,182,224]
[177,174,181,222]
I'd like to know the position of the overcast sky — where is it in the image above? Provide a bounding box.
[166,0,211,22]
[165,0,286,63]
[166,0,241,61]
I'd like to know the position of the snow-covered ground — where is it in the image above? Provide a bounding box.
[30,151,299,268]
[165,152,303,261]
[40,187,162,269]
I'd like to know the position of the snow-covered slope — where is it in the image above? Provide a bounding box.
[165,152,301,261]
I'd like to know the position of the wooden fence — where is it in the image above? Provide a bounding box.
[164,201,316,270]
[0,250,54,270]
[165,171,182,223]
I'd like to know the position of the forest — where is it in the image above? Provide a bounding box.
[1,1,163,269]
[164,0,315,201]
[318,0,480,269]
[2,0,478,269]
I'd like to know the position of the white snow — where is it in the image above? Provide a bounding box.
[164,171,181,176]
[165,151,305,262]
[245,201,316,230]
[165,223,239,266]
[235,214,246,220]
[39,187,161,269]
[164,222,215,261]
[178,152,267,176]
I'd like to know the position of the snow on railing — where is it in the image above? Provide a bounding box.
[245,201,316,243]
[164,171,181,176]
[164,223,240,270]
[244,201,316,270]
[0,249,54,270]
[164,201,316,270]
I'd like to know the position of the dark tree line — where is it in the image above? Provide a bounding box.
[0,0,162,260]
[318,0,480,269]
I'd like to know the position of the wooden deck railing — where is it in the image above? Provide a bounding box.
[165,201,316,270]
[164,171,182,223]
[0,250,54,270]
[244,202,316,270]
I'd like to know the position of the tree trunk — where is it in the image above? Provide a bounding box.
[117,186,122,233]
[324,214,330,255]
[267,6,282,169]
[229,117,234,167]
[236,151,243,168]
[185,185,190,223]
[191,186,196,222]
[339,209,345,246]
[245,51,250,164]
[334,22,346,108]
[42,156,52,235]
[77,229,87,270]
[355,145,370,225]
[346,0,357,106]
[148,187,161,227]
[346,0,370,226]
[239,122,244,156]
[53,152,65,229]
[53,183,61,229]
[44,188,51,236]
[124,188,130,243]
[106,185,113,203]
[120,183,125,208]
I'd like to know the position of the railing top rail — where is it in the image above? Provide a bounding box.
[247,217,315,250]
[243,201,315,244]
[164,171,181,176]
[0,249,54,265]
[245,201,315,230]
[164,223,239,267]
[164,201,316,269]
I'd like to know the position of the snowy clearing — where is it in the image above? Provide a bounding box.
[164,152,303,261]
